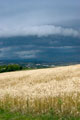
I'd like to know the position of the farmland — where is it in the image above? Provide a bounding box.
[0,64,80,119]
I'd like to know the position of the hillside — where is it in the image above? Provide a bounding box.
[0,64,80,117]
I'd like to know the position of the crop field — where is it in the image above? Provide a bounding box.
[0,64,80,118]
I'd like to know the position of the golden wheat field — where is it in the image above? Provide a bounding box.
[0,64,80,116]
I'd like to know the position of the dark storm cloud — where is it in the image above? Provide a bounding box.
[0,36,80,62]
[0,0,80,63]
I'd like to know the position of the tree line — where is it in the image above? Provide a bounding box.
[0,64,23,73]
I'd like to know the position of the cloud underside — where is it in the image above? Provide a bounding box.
[16,50,41,59]
[0,25,80,37]
[0,45,80,60]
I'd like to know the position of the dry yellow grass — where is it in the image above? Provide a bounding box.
[0,64,80,116]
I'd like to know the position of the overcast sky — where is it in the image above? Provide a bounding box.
[0,0,80,62]
[0,0,80,37]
